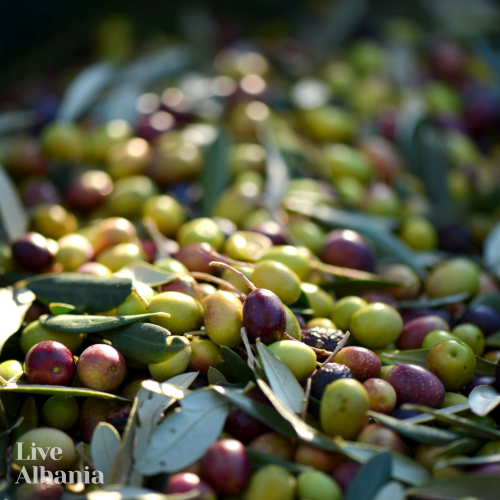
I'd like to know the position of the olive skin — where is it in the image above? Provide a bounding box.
[397,315,450,351]
[385,363,445,408]
[243,289,287,344]
[334,346,381,382]
[363,378,397,414]
[12,232,53,272]
[245,464,297,500]
[425,258,480,298]
[251,260,302,305]
[267,341,316,383]
[204,291,244,348]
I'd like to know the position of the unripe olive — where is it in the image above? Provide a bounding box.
[108,175,159,218]
[283,305,301,341]
[93,217,137,254]
[245,464,297,500]
[154,257,189,275]
[21,320,85,354]
[252,260,302,305]
[259,245,310,281]
[221,266,254,294]
[425,258,480,298]
[149,292,204,335]
[297,470,342,500]
[32,204,78,240]
[301,283,334,318]
[96,242,145,272]
[55,234,93,271]
[320,378,370,439]
[224,231,272,263]
[177,218,225,251]
[41,121,85,162]
[332,296,367,331]
[142,195,186,236]
[116,284,155,316]
[288,220,326,256]
[188,337,221,375]
[267,340,316,382]
[149,336,191,381]
[204,291,244,347]
[41,396,79,431]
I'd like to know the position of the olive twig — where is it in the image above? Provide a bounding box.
[209,262,257,291]
[132,285,150,309]
[189,272,247,299]
[283,333,334,358]
[321,331,350,366]
[301,377,313,421]
[142,216,172,258]
[241,328,262,370]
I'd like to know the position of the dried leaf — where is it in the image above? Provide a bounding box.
[91,423,121,484]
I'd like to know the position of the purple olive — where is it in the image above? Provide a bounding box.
[12,232,53,272]
[321,230,375,272]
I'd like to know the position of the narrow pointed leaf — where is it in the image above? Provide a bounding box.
[114,261,179,287]
[470,292,500,311]
[256,341,304,414]
[140,372,199,397]
[345,452,391,500]
[435,453,500,470]
[49,303,76,315]
[404,403,470,425]
[398,292,470,310]
[91,422,121,484]
[57,62,115,121]
[469,385,500,417]
[41,312,169,334]
[26,274,133,313]
[137,389,229,474]
[318,278,402,294]
[485,330,500,347]
[207,367,227,385]
[246,447,309,474]
[0,381,130,402]
[0,110,38,136]
[221,346,253,384]
[371,481,405,500]
[0,165,28,242]
[429,438,483,459]
[368,411,463,445]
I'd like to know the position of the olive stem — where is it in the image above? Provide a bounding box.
[311,260,409,285]
[283,333,334,358]
[209,262,257,291]
[189,272,247,299]
[183,330,208,338]
[321,331,350,366]
[241,328,262,370]
[132,286,150,309]
[142,216,172,258]
[201,245,257,268]
[301,377,313,421]
[241,381,256,395]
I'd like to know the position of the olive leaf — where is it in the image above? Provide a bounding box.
[344,452,392,500]
[484,220,500,278]
[114,261,179,287]
[397,292,470,310]
[57,62,115,121]
[200,127,230,214]
[0,110,38,136]
[91,423,121,485]
[246,447,309,474]
[435,453,500,470]
[368,411,463,445]
[0,381,130,402]
[470,292,500,311]
[12,396,37,443]
[428,438,483,460]
[136,389,229,474]
[140,372,199,398]
[256,341,304,414]
[256,379,430,485]
[0,165,28,243]
[404,403,470,425]
[48,303,76,315]
[407,475,500,500]
[402,404,500,440]
[26,274,133,313]
[469,385,500,417]
[0,286,35,354]
[212,385,296,438]
[285,202,424,276]
[41,312,168,334]
[207,367,227,385]
[371,481,405,500]
[221,346,254,384]
[485,330,500,347]
[318,278,402,294]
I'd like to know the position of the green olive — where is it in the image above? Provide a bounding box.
[252,260,302,305]
[259,245,310,281]
[300,283,334,318]
[177,217,225,251]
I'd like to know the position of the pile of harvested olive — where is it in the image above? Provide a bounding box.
[2,9,500,500]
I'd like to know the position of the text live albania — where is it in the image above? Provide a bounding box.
[15,442,104,484]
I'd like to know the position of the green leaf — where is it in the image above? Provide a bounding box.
[368,411,463,445]
[256,379,429,485]
[484,221,500,277]
[285,202,424,276]
[49,303,76,315]
[26,274,133,313]
[318,279,402,294]
[0,110,38,136]
[470,292,500,311]
[136,389,229,474]
[345,452,391,500]
[12,396,37,443]
[140,372,199,398]
[429,437,484,459]
[0,286,35,355]
[469,385,500,417]
[57,62,115,121]
[246,447,309,474]
[201,127,230,214]
[485,330,500,347]
[475,356,496,377]
[91,423,121,485]
[0,165,28,242]
[41,312,168,334]
[407,475,500,500]
[398,292,470,310]
[114,261,179,287]
[371,481,405,500]
[435,453,500,470]
[404,404,470,425]
[221,346,253,384]
[212,385,296,438]
[103,323,182,365]
[207,367,227,385]
[402,404,500,440]
[0,381,130,402]
[256,341,304,414]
